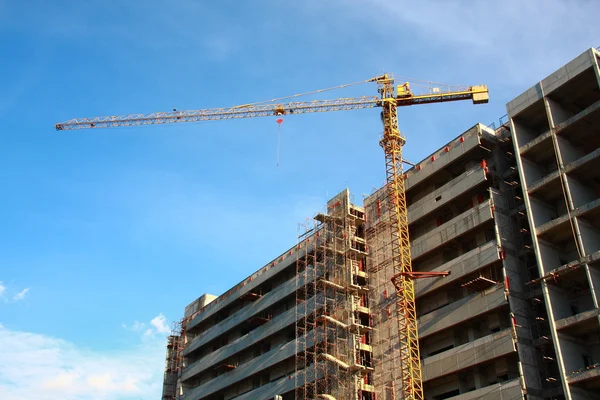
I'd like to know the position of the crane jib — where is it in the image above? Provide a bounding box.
[54,76,488,400]
[55,96,382,130]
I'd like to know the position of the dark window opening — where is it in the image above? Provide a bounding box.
[497,373,510,382]
[427,344,454,357]
[434,388,460,400]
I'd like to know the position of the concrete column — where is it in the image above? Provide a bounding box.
[543,97,587,262]
[473,365,483,390]
[585,264,600,309]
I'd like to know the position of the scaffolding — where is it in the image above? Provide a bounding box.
[295,191,371,399]
[162,319,185,400]
[364,189,402,400]
[493,127,562,397]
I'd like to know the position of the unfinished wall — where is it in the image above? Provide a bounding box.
[509,47,600,399]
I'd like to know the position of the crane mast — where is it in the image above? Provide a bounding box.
[376,75,423,398]
[56,76,488,400]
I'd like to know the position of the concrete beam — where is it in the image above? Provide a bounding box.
[408,166,487,225]
[185,272,308,356]
[419,286,507,339]
[528,170,560,195]
[507,84,544,118]
[536,198,600,236]
[568,367,600,385]
[519,130,552,156]
[554,99,600,135]
[232,364,325,400]
[542,50,596,96]
[508,49,595,117]
[187,229,328,330]
[565,147,600,175]
[404,124,493,192]
[555,308,600,330]
[422,329,516,382]
[182,329,321,400]
[411,201,494,261]
[415,241,500,298]
[444,378,522,400]
[186,256,296,331]
[182,294,323,382]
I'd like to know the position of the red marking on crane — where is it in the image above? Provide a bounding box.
[276,118,284,124]
[445,146,450,152]
[460,136,465,143]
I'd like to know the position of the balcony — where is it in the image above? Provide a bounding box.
[555,308,600,337]
[231,365,325,400]
[411,201,494,261]
[415,241,500,298]
[404,124,493,193]
[419,286,507,339]
[445,378,521,400]
[185,273,307,357]
[537,198,600,244]
[422,329,516,382]
[182,328,323,400]
[407,166,487,225]
[182,294,324,382]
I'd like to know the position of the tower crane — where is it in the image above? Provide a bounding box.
[55,75,488,400]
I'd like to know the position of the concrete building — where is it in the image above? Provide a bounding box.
[509,47,600,399]
[364,121,551,400]
[162,47,600,400]
[165,190,372,400]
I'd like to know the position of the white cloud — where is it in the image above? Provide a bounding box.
[0,315,168,400]
[0,282,31,303]
[342,0,600,86]
[122,320,146,332]
[123,314,170,338]
[150,313,170,334]
[12,288,29,301]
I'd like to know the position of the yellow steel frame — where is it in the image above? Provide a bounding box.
[55,75,488,400]
[377,76,423,400]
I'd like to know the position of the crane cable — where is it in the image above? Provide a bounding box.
[231,79,373,109]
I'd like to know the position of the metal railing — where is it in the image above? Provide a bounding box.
[487,114,509,130]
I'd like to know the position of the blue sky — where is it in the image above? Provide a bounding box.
[1,1,599,398]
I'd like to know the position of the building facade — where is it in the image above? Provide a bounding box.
[508,47,600,399]
[163,47,600,400]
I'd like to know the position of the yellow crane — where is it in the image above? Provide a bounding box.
[55,75,488,400]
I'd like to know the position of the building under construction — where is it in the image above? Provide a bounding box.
[162,47,600,400]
